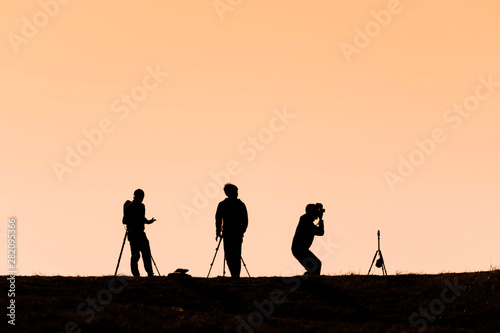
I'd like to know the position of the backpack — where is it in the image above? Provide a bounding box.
[122,200,132,225]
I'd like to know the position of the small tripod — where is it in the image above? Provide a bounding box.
[368,230,387,275]
[114,230,161,277]
[207,237,251,278]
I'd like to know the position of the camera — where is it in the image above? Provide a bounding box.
[315,203,325,213]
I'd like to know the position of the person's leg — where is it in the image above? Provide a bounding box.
[292,248,307,273]
[301,250,321,275]
[129,236,141,277]
[139,234,154,276]
[293,248,321,275]
[224,236,241,278]
[234,236,242,276]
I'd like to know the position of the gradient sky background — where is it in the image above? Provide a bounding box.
[1,0,499,277]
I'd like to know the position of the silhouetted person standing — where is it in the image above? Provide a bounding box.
[215,184,248,278]
[292,203,325,275]
[122,189,156,277]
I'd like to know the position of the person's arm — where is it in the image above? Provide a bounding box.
[315,218,324,236]
[142,204,156,224]
[215,202,223,239]
[241,202,248,236]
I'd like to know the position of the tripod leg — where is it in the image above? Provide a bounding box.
[367,251,378,275]
[241,257,251,278]
[114,231,128,277]
[151,254,161,276]
[223,249,226,277]
[379,252,387,276]
[207,237,223,278]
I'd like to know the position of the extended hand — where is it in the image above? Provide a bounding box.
[150,218,156,223]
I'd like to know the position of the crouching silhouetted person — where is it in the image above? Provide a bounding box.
[123,189,156,277]
[292,203,325,275]
[215,184,248,278]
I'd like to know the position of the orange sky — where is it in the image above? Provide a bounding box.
[1,0,499,277]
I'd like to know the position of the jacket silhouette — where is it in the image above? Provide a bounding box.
[292,204,324,275]
[215,183,248,277]
[123,189,156,277]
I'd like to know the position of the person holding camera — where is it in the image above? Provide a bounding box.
[215,183,248,278]
[122,189,156,277]
[291,203,325,275]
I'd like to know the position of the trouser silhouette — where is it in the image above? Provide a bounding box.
[223,235,243,278]
[128,232,153,277]
[292,248,322,275]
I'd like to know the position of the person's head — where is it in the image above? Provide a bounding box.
[305,204,317,215]
[133,189,145,202]
[224,183,238,199]
[305,203,322,218]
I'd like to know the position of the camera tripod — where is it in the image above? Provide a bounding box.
[207,236,251,278]
[114,230,161,277]
[368,230,387,276]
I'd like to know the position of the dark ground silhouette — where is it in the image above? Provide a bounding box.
[4,271,500,332]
